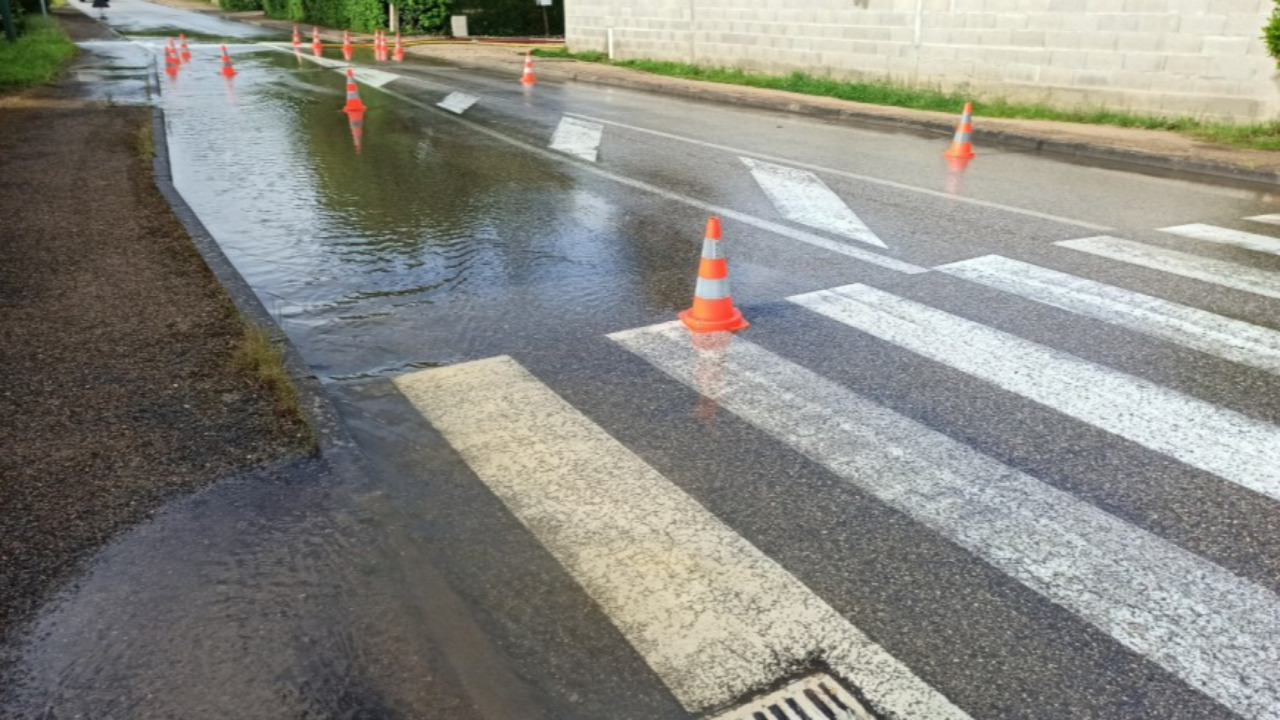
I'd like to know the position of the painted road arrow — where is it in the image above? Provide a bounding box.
[743,157,886,248]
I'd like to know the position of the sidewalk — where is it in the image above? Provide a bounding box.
[156,1,1280,186]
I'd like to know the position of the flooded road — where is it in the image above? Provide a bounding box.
[8,2,1280,718]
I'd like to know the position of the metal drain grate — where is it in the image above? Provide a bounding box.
[707,673,876,720]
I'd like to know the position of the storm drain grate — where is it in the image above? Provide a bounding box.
[707,673,876,720]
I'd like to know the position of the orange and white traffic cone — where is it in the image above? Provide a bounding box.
[393,32,404,62]
[342,29,353,61]
[179,34,191,62]
[342,67,366,112]
[163,45,179,76]
[292,25,301,48]
[377,30,387,61]
[520,49,536,84]
[220,45,236,77]
[943,101,976,160]
[312,26,323,56]
[679,217,748,333]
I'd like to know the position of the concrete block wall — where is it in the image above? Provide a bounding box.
[566,0,1280,121]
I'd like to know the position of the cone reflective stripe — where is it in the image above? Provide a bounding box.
[220,45,236,77]
[679,217,749,333]
[342,68,366,112]
[393,32,404,61]
[520,50,536,84]
[943,101,976,160]
[292,25,300,47]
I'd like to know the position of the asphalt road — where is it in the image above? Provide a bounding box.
[10,3,1280,718]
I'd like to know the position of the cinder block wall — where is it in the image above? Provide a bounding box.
[566,0,1280,121]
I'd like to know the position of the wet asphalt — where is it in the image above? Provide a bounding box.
[7,3,1280,718]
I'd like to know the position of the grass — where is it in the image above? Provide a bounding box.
[137,120,154,158]
[533,48,1280,151]
[233,320,315,449]
[0,15,77,87]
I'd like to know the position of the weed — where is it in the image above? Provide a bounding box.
[233,320,316,450]
[137,120,154,159]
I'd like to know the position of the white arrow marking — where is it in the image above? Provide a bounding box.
[743,157,886,248]
[437,91,478,115]
[350,67,399,88]
[549,117,604,162]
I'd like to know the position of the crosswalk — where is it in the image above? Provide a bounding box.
[392,220,1280,719]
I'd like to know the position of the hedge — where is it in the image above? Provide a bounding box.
[260,0,449,33]
[450,0,562,36]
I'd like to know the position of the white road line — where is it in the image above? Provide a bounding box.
[437,91,478,115]
[261,44,400,87]
[1161,223,1280,256]
[393,357,971,720]
[610,322,1280,720]
[373,86,927,273]
[790,283,1280,502]
[1058,235,1280,300]
[1245,213,1280,226]
[351,67,400,88]
[565,112,1114,232]
[742,158,886,247]
[549,116,604,162]
[938,255,1280,374]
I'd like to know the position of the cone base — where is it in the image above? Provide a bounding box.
[521,75,536,84]
[343,100,366,113]
[943,144,975,160]
[679,307,749,333]
[221,68,236,77]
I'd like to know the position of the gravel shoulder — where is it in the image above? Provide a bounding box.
[0,7,312,649]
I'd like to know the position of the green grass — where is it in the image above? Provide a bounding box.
[233,320,315,450]
[0,15,77,87]
[137,121,154,159]
[533,48,1280,151]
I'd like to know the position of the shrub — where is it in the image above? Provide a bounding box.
[451,0,562,36]
[219,0,263,10]
[399,0,449,33]
[1266,1,1280,62]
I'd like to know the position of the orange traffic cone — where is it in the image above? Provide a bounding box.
[342,68,366,112]
[679,217,748,333]
[312,26,323,56]
[520,50,536,84]
[377,30,386,61]
[179,34,191,62]
[393,32,404,62]
[292,25,301,48]
[342,30,353,61]
[943,101,976,160]
[163,45,179,76]
[220,45,236,77]
[346,109,364,153]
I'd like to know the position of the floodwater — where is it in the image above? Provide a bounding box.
[3,31,702,719]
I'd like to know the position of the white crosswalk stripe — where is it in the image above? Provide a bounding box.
[742,158,887,247]
[610,321,1280,720]
[938,255,1280,374]
[790,283,1280,503]
[550,117,604,162]
[394,228,1280,719]
[1161,222,1280,256]
[392,356,971,720]
[1057,235,1280,300]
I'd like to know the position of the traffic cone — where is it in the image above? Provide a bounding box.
[346,109,364,153]
[220,45,236,78]
[163,45,179,76]
[943,101,976,160]
[292,25,300,48]
[312,26,323,56]
[376,30,385,62]
[179,34,191,62]
[679,217,748,333]
[342,29,353,61]
[393,32,404,62]
[342,68,366,112]
[520,49,536,84]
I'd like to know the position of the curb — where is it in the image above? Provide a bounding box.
[149,104,362,465]
[525,63,1280,188]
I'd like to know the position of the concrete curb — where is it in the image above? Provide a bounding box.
[149,104,362,465]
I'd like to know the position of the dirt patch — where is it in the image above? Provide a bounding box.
[0,11,312,649]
